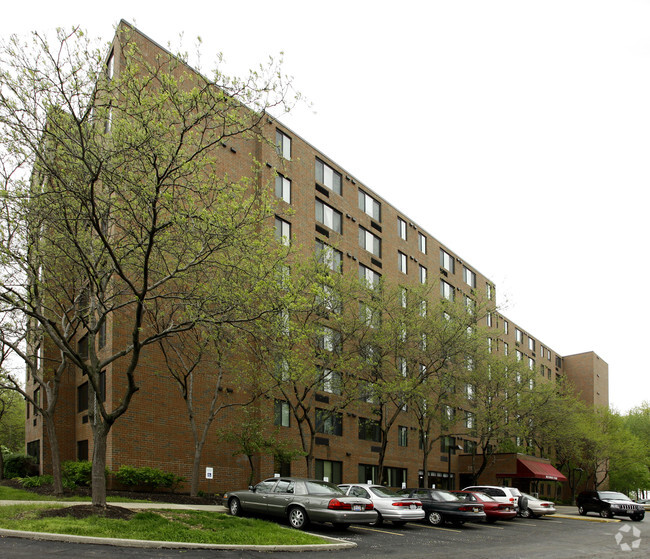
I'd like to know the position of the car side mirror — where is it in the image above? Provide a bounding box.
[249,485,255,491]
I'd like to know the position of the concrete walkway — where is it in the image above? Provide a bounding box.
[0,499,355,551]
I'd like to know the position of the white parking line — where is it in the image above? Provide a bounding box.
[418,524,463,533]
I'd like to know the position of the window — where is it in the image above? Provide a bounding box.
[464,439,476,454]
[516,350,523,362]
[318,283,342,314]
[528,338,536,352]
[504,320,509,335]
[398,251,407,273]
[33,388,40,417]
[528,357,535,370]
[486,312,493,327]
[26,440,40,465]
[77,440,89,462]
[319,368,342,395]
[275,216,290,245]
[486,283,494,300]
[359,227,381,257]
[418,232,427,253]
[360,301,380,328]
[316,199,342,233]
[515,328,523,344]
[420,299,427,317]
[440,280,454,301]
[315,240,342,272]
[358,417,381,442]
[276,129,291,159]
[316,409,342,436]
[77,382,89,413]
[399,286,407,308]
[315,459,342,484]
[98,321,106,350]
[104,105,113,134]
[106,50,114,79]
[465,411,475,429]
[487,337,493,353]
[503,342,509,356]
[315,158,342,195]
[440,249,455,273]
[398,217,407,240]
[463,266,476,288]
[359,264,381,289]
[98,370,106,403]
[398,426,408,447]
[78,334,89,360]
[419,265,427,284]
[358,189,381,221]
[275,173,291,203]
[441,435,458,453]
[443,405,455,422]
[465,383,475,400]
[274,400,291,427]
[317,326,341,353]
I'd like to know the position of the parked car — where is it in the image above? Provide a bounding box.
[224,477,377,529]
[576,490,645,521]
[462,485,526,513]
[338,484,424,526]
[637,499,650,511]
[517,493,556,518]
[397,488,486,526]
[451,490,517,523]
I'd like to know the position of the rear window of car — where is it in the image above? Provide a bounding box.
[304,481,344,495]
[370,486,400,498]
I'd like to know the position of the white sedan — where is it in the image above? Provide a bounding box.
[338,483,424,526]
[519,492,556,518]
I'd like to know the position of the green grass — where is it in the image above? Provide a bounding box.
[0,485,148,503]
[0,504,326,545]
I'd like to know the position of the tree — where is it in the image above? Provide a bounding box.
[0,24,295,507]
[0,367,26,479]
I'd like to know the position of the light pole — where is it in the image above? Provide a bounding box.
[447,442,463,490]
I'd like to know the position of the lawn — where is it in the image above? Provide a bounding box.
[0,503,327,546]
[0,485,147,502]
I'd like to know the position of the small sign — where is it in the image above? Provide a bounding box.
[205,467,213,480]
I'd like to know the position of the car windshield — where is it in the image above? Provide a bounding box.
[432,490,460,502]
[475,492,497,502]
[599,492,630,501]
[304,481,344,495]
[370,486,400,498]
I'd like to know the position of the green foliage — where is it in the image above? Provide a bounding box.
[61,460,94,487]
[19,475,53,488]
[3,453,38,478]
[114,465,185,491]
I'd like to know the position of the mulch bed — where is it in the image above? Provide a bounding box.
[1,479,222,520]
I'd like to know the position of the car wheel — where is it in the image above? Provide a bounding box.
[631,514,644,522]
[519,507,532,518]
[578,506,587,516]
[288,506,310,530]
[332,522,350,530]
[392,520,407,527]
[228,497,242,517]
[427,511,443,526]
[369,511,384,527]
[600,508,613,519]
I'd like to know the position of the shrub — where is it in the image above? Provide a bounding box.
[20,474,54,488]
[62,460,94,487]
[114,465,185,492]
[3,453,38,478]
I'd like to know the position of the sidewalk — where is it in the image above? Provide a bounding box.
[0,499,355,551]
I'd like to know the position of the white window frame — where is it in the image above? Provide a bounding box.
[316,199,342,233]
[275,173,291,203]
[398,217,407,240]
[276,129,291,160]
[398,251,407,274]
[359,227,381,257]
[358,189,381,221]
[418,232,427,254]
[275,216,290,246]
[315,158,342,195]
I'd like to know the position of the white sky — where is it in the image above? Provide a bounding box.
[3,0,649,413]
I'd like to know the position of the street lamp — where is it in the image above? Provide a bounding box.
[447,442,463,490]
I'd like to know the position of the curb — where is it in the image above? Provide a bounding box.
[554,513,621,523]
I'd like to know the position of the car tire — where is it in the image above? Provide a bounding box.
[369,511,384,527]
[288,506,310,530]
[518,495,529,514]
[578,506,587,516]
[519,507,532,519]
[228,497,242,517]
[392,520,407,527]
[427,511,443,526]
[599,508,612,519]
[631,514,644,522]
[332,522,350,530]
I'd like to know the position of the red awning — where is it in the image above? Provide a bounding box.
[514,458,567,482]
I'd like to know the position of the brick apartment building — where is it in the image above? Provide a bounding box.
[24,21,608,497]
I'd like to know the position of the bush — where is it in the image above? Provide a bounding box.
[20,474,53,488]
[114,465,185,492]
[3,453,38,478]
[62,460,94,487]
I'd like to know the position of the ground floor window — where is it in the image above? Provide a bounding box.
[26,440,40,466]
[418,470,454,490]
[315,459,342,484]
[77,439,89,461]
[358,464,406,487]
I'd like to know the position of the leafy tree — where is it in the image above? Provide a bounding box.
[0,24,295,507]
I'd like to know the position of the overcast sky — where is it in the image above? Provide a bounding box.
[3,1,649,413]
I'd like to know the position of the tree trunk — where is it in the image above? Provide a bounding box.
[190,442,205,497]
[42,411,64,495]
[90,421,110,507]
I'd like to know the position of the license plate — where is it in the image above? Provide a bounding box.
[410,504,416,509]
[473,507,480,512]
[353,505,362,512]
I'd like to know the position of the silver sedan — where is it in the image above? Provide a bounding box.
[519,492,556,518]
[224,477,377,529]
[338,483,425,526]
